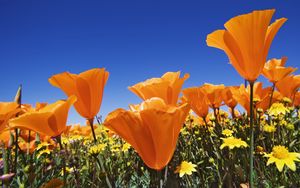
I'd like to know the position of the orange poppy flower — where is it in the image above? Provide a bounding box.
[104,97,190,170]
[49,68,109,120]
[8,96,76,137]
[276,75,300,99]
[200,83,225,109]
[65,124,97,137]
[0,102,20,133]
[128,71,189,105]
[254,90,282,110]
[19,102,48,115]
[262,57,297,83]
[232,83,272,113]
[222,86,239,109]
[182,87,210,118]
[19,129,36,142]
[206,9,287,82]
[19,140,36,154]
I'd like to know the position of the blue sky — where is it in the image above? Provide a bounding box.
[0,0,299,124]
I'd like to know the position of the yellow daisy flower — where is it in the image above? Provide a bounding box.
[220,137,248,150]
[175,161,197,177]
[264,145,300,172]
[88,143,107,155]
[36,142,51,151]
[282,97,292,104]
[37,149,51,159]
[268,103,289,116]
[61,167,74,176]
[263,125,276,133]
[222,129,233,137]
[285,123,294,130]
[121,143,131,152]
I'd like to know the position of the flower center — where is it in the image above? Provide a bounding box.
[272,146,289,159]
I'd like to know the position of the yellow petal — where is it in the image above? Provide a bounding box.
[275,160,285,172]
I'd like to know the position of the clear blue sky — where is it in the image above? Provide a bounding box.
[0,0,299,124]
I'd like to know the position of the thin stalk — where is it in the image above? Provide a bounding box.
[14,129,18,173]
[158,170,163,188]
[27,130,31,155]
[89,118,112,188]
[95,156,113,188]
[249,81,255,187]
[213,107,219,125]
[57,136,66,184]
[163,166,168,185]
[231,107,235,119]
[2,144,8,174]
[14,84,22,174]
[88,118,97,143]
[268,83,275,109]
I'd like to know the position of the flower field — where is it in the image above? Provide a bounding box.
[1,9,300,187]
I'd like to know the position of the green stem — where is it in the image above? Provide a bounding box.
[249,81,255,188]
[88,118,97,143]
[89,117,112,188]
[213,107,219,125]
[2,144,8,174]
[57,136,66,184]
[95,156,113,188]
[268,83,275,109]
[27,130,31,155]
[14,129,19,173]
[231,107,235,119]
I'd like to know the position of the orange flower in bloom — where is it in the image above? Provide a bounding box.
[0,102,20,133]
[222,86,239,109]
[200,83,225,109]
[104,97,190,170]
[276,75,300,99]
[262,57,297,83]
[182,87,210,118]
[128,71,189,105]
[19,130,36,142]
[8,96,76,137]
[254,89,282,113]
[232,83,272,113]
[206,9,287,82]
[19,140,36,154]
[64,124,97,137]
[20,102,48,115]
[49,68,109,120]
